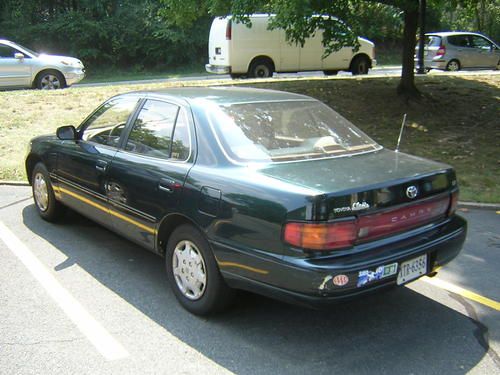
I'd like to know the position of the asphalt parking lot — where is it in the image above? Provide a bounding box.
[1,185,499,375]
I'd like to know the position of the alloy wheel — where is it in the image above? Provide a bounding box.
[40,74,62,90]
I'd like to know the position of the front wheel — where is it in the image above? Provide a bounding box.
[165,224,235,315]
[32,163,66,221]
[36,70,66,90]
[350,56,370,75]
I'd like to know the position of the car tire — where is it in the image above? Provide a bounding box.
[36,70,66,90]
[248,59,274,78]
[165,224,235,315]
[445,60,461,72]
[32,163,66,221]
[350,55,370,75]
[323,70,339,76]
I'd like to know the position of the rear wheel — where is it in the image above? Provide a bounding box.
[350,55,370,75]
[32,163,66,221]
[165,224,235,315]
[248,59,274,78]
[446,59,461,72]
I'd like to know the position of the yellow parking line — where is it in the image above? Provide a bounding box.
[422,276,500,311]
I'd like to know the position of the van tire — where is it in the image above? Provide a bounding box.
[248,59,274,78]
[350,55,370,75]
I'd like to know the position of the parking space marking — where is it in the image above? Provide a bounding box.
[0,221,130,361]
[422,276,500,311]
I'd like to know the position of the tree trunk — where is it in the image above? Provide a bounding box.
[397,6,420,99]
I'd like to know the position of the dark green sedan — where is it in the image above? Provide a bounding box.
[25,87,467,315]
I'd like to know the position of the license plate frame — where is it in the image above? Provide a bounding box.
[397,254,428,285]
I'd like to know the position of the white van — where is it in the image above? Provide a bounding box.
[205,14,376,78]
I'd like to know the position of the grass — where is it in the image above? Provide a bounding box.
[81,65,207,84]
[0,73,498,203]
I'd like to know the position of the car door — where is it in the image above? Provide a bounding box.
[469,35,498,68]
[54,96,140,228]
[0,43,32,87]
[105,98,194,250]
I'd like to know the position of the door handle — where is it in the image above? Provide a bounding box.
[158,178,177,193]
[95,160,108,172]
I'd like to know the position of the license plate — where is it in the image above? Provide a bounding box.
[397,254,427,285]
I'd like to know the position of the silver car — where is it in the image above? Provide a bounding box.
[416,31,499,71]
[0,39,85,89]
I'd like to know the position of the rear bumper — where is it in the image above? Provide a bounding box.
[415,57,448,70]
[215,215,467,308]
[205,64,230,74]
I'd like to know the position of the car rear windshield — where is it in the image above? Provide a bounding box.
[209,100,381,163]
[426,36,441,47]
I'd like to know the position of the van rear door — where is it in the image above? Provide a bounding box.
[207,17,231,70]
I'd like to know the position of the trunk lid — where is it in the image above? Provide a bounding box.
[260,149,457,221]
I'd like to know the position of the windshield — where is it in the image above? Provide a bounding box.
[209,100,381,163]
[9,41,39,57]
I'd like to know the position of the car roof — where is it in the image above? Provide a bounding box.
[123,86,315,106]
[425,31,487,38]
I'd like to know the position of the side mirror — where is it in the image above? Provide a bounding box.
[57,125,77,140]
[14,52,24,60]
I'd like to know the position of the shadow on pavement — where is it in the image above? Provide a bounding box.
[22,204,486,375]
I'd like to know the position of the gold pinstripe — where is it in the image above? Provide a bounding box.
[58,186,157,235]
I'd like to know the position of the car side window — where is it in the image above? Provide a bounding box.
[470,36,491,50]
[0,45,17,58]
[125,100,180,160]
[448,35,469,48]
[80,97,138,146]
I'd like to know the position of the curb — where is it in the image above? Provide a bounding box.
[457,201,500,211]
[0,180,29,186]
[1,180,498,210]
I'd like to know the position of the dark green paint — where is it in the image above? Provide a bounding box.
[26,88,467,306]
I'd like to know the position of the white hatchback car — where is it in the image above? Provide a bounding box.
[0,39,85,89]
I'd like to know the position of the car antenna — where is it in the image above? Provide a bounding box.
[395,113,407,153]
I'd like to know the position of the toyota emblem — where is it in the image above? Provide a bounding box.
[406,185,418,199]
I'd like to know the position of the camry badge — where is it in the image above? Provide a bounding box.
[406,185,418,199]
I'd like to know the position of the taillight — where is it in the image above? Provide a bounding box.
[448,190,459,216]
[284,221,357,250]
[436,45,446,57]
[226,20,232,40]
[284,195,451,251]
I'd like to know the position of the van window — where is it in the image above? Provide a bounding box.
[209,100,381,163]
